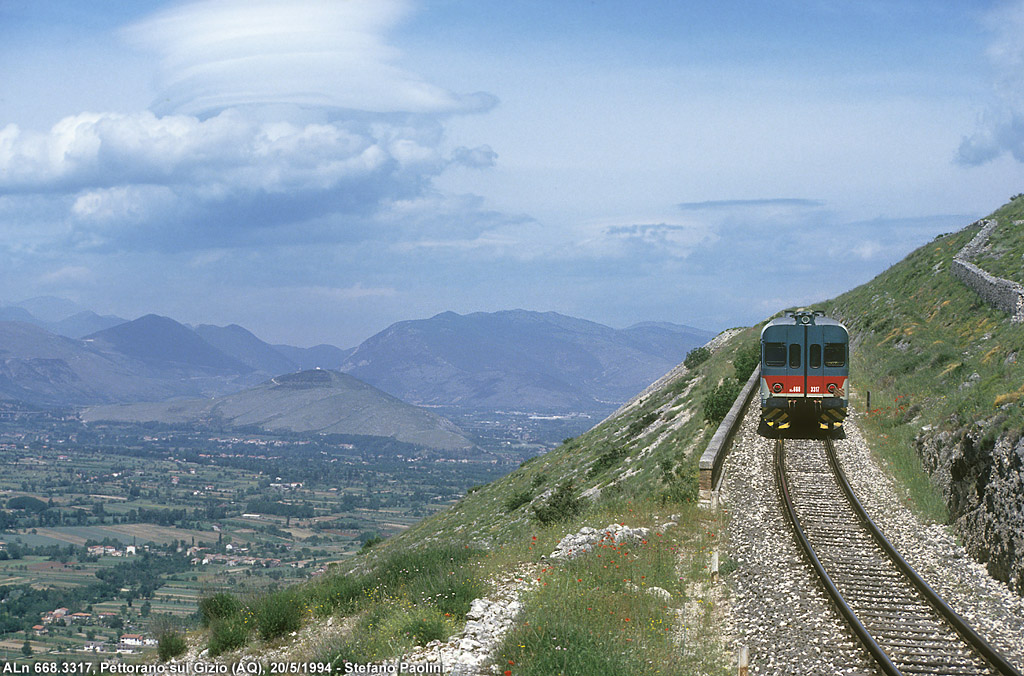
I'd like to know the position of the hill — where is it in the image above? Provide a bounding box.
[194,323,300,375]
[85,314,253,374]
[341,309,714,413]
[819,199,1024,593]
[81,369,474,451]
[0,321,195,405]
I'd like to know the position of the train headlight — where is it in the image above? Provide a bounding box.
[827,383,837,394]
[772,383,783,393]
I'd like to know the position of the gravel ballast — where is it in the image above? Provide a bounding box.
[722,403,1024,674]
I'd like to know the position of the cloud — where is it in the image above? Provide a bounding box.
[0,0,502,255]
[37,265,94,285]
[677,198,825,211]
[451,145,498,168]
[0,107,500,251]
[124,0,496,117]
[602,223,713,259]
[957,1,1024,165]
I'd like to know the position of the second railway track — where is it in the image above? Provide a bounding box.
[776,436,1022,676]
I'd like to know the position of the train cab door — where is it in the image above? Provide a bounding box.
[781,324,804,397]
[804,324,825,399]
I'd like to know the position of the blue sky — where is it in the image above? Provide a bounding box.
[2,0,1024,347]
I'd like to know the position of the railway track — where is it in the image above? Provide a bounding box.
[775,436,1022,676]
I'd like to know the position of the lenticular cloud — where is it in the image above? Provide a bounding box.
[125,0,489,117]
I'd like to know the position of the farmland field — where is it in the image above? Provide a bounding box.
[0,414,526,663]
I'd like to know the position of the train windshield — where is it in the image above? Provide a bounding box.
[824,343,846,367]
[764,343,786,367]
[789,344,801,368]
[809,344,821,369]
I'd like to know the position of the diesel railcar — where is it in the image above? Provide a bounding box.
[760,311,848,431]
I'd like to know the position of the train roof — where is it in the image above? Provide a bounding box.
[761,311,847,336]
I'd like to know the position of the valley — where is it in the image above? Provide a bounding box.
[0,411,524,661]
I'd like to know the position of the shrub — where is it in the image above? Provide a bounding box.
[532,481,585,525]
[207,614,250,657]
[588,444,628,477]
[659,460,698,504]
[502,489,533,513]
[397,607,450,645]
[157,630,187,662]
[733,342,760,379]
[252,588,305,640]
[308,572,364,616]
[198,592,241,627]
[627,411,657,437]
[684,346,711,369]
[703,379,742,423]
[359,533,384,552]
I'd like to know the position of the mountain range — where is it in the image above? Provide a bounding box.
[0,301,714,446]
[340,310,713,412]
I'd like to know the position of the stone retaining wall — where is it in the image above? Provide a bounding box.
[951,219,1024,321]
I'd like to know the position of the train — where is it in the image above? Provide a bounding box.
[760,310,849,432]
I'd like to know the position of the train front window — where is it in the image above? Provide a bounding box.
[824,343,846,367]
[764,343,786,367]
[789,343,801,369]
[809,344,821,369]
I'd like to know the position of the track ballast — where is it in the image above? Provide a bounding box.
[775,436,1022,676]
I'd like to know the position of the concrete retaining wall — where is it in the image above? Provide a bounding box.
[699,365,761,501]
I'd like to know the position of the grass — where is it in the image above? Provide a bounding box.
[184,329,756,672]
[817,207,1024,523]
[198,543,487,660]
[492,500,728,675]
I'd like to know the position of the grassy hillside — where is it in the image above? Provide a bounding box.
[819,208,1024,525]
[973,196,1024,283]
[164,329,761,675]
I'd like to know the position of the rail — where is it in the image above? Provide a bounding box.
[775,437,1022,676]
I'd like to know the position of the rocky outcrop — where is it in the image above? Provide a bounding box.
[402,567,534,675]
[951,219,1024,321]
[916,424,1024,593]
[548,522,652,561]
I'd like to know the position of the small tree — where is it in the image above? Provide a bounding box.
[532,481,584,525]
[684,346,711,369]
[21,640,32,657]
[703,379,742,423]
[733,342,760,379]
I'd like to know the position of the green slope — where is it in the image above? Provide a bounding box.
[818,203,1024,591]
[174,331,759,674]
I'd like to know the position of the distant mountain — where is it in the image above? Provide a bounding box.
[0,304,127,339]
[620,322,716,362]
[82,369,472,451]
[85,315,252,374]
[12,296,85,322]
[0,312,353,407]
[0,307,37,323]
[49,311,126,338]
[341,310,715,413]
[273,343,353,371]
[0,321,190,405]
[195,324,299,375]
